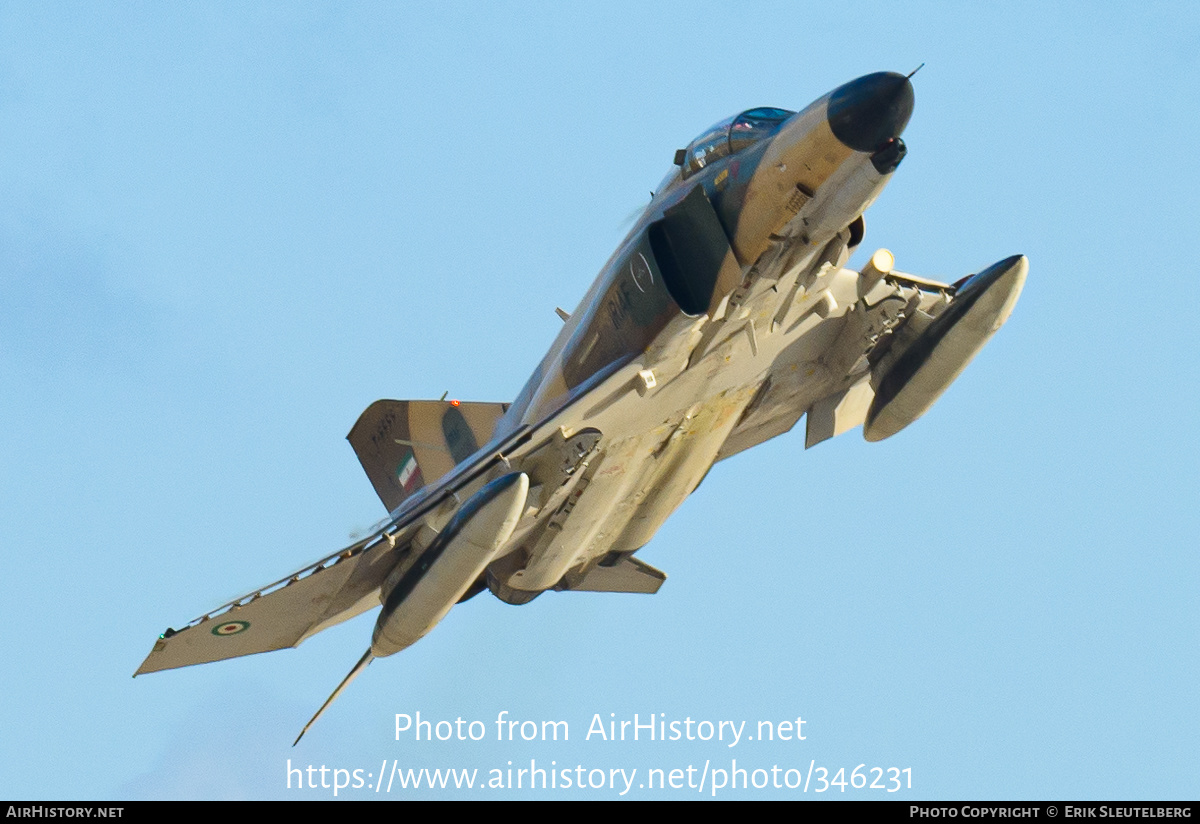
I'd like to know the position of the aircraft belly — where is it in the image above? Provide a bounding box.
[505,385,756,589]
[503,287,795,587]
[612,385,758,553]
[431,251,942,596]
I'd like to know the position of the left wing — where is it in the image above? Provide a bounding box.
[137,406,532,676]
[135,533,400,674]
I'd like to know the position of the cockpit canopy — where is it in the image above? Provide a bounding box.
[681,107,794,178]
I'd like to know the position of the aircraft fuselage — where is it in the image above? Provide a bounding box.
[139,73,1027,745]
[480,72,918,598]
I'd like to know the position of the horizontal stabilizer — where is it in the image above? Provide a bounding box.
[348,400,508,512]
[557,554,666,594]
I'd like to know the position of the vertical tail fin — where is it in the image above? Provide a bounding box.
[347,400,509,512]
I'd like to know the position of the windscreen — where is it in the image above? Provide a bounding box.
[682,107,794,178]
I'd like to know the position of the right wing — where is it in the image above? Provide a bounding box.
[715,266,956,459]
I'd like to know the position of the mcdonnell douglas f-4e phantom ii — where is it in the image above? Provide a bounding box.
[137,71,1026,742]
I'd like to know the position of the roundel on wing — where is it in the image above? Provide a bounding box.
[212,620,250,636]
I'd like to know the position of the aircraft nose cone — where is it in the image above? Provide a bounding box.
[954,254,1029,299]
[827,72,915,152]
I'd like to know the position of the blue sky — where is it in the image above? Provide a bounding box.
[1,1,1197,799]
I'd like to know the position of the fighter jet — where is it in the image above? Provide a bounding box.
[136,71,1026,742]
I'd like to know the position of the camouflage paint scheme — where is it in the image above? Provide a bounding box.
[137,73,1025,738]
